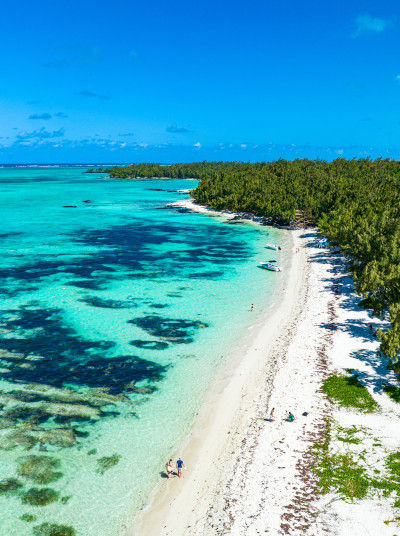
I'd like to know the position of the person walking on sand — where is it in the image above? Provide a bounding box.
[251,304,254,312]
[269,407,275,421]
[166,459,174,478]
[176,457,185,478]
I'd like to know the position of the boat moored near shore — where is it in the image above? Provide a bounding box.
[259,262,282,272]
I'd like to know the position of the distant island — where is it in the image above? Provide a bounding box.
[89,158,400,368]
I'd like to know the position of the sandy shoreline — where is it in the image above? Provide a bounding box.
[128,198,400,536]
[129,200,307,535]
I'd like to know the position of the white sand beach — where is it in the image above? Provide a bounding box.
[130,199,400,536]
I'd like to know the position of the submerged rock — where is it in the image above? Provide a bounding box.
[0,478,24,495]
[17,455,62,484]
[33,523,76,536]
[96,453,121,474]
[20,513,37,522]
[31,427,76,448]
[21,487,59,506]
[39,401,101,419]
[129,314,208,344]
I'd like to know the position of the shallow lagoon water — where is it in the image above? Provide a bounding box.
[0,168,283,536]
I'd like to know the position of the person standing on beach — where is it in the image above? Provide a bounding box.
[166,459,174,478]
[251,304,254,311]
[269,408,275,421]
[176,458,185,478]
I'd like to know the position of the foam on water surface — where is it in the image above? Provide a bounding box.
[0,168,284,536]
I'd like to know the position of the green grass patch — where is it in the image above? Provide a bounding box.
[313,422,400,518]
[312,427,370,501]
[336,425,362,444]
[322,374,378,412]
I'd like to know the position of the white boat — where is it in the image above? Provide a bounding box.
[259,262,282,272]
[265,243,278,250]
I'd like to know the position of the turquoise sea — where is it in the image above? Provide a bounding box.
[0,167,283,536]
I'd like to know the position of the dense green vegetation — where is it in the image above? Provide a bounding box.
[86,162,236,179]
[384,384,400,403]
[92,159,400,366]
[312,421,400,511]
[321,373,378,412]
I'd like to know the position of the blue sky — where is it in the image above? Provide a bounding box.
[1,0,399,163]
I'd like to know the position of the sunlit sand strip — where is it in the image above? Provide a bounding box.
[130,200,399,536]
[128,208,306,535]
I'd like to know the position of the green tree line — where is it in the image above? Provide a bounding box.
[91,159,400,366]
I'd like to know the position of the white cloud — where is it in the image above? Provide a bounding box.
[352,14,392,37]
[240,143,247,149]
[193,141,201,148]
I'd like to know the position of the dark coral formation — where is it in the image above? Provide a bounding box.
[20,513,37,522]
[0,306,168,451]
[80,296,138,309]
[96,453,121,474]
[0,217,249,301]
[33,523,76,536]
[129,315,208,344]
[21,487,59,506]
[129,340,169,350]
[17,455,63,484]
[0,307,166,393]
[0,478,24,495]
